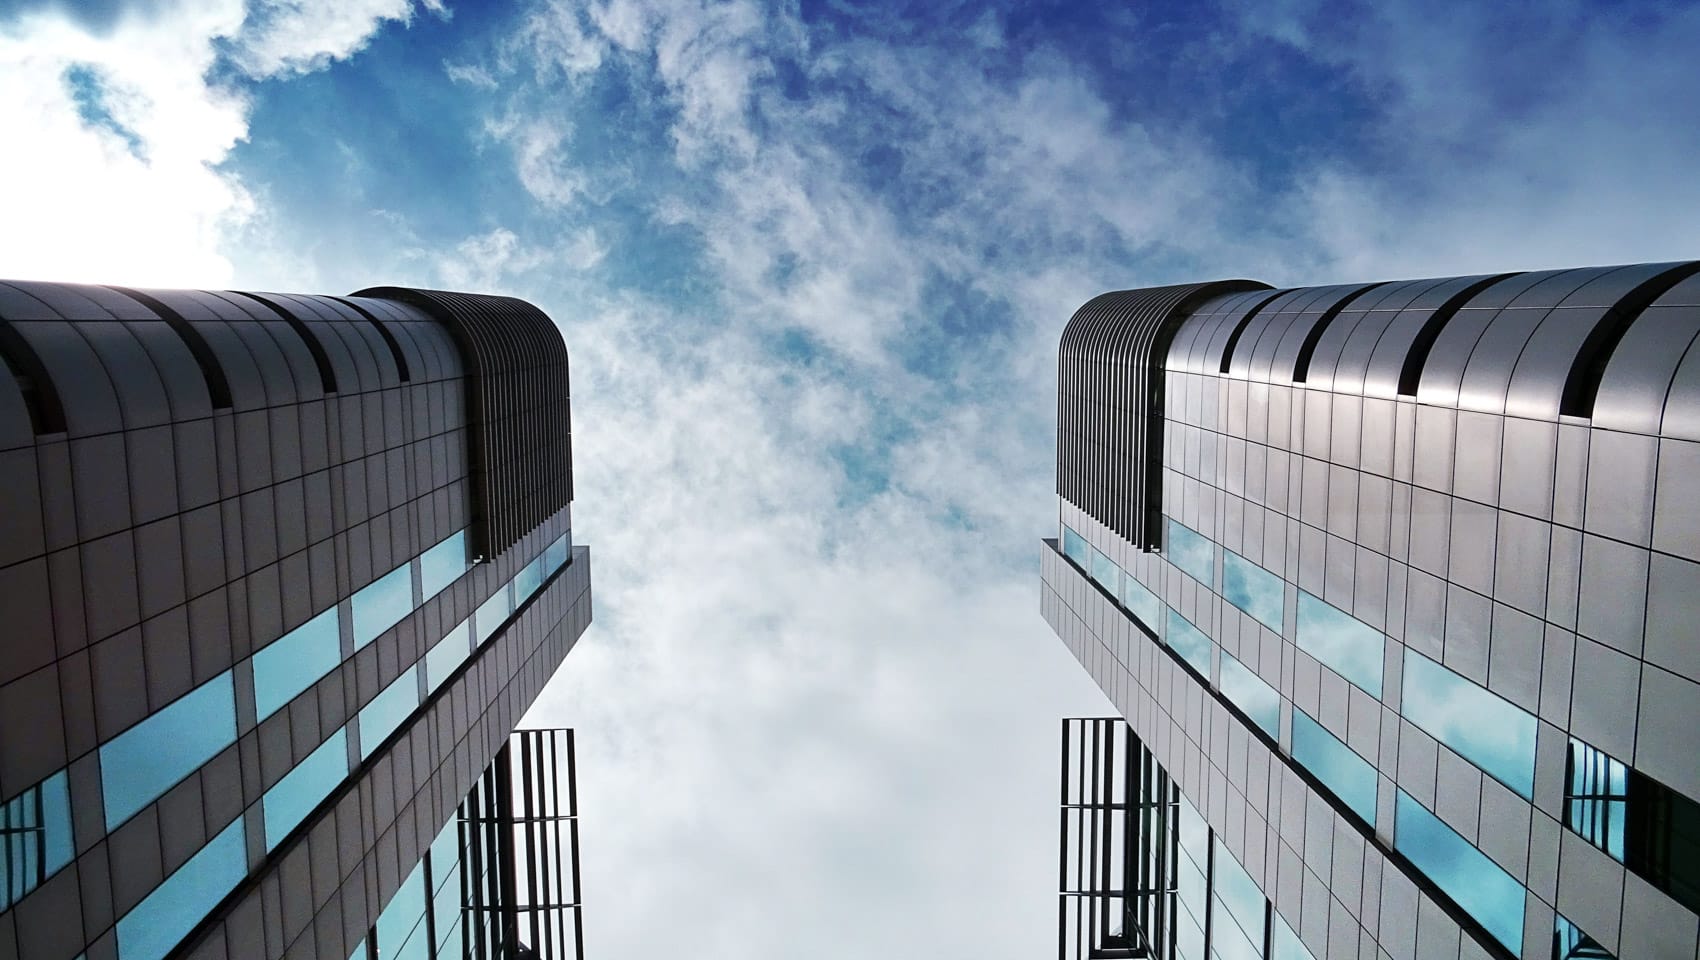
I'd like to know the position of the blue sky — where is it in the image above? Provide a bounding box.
[4,0,1699,955]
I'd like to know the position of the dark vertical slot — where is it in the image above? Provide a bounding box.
[335,296,413,382]
[106,285,234,409]
[0,319,68,434]
[1560,261,1700,418]
[1291,281,1387,383]
[231,291,339,394]
[1396,273,1520,396]
[1218,290,1288,374]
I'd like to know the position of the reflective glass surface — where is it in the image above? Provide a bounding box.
[514,553,546,607]
[424,616,473,693]
[1166,608,1213,677]
[252,607,341,721]
[430,818,466,956]
[1220,653,1279,740]
[1211,837,1267,960]
[1089,546,1119,594]
[0,770,72,910]
[101,671,237,830]
[1566,737,1627,860]
[1554,913,1615,959]
[1175,793,1208,960]
[1271,912,1315,960]
[1564,736,1700,914]
[1394,791,1525,954]
[1292,709,1377,825]
[262,727,349,850]
[1167,519,1214,586]
[475,580,513,645]
[1062,525,1089,566]
[1294,592,1383,697]
[116,817,246,960]
[1121,574,1162,632]
[418,530,468,601]
[352,562,414,650]
[1402,651,1535,798]
[544,531,570,574]
[1222,551,1284,632]
[376,859,428,960]
[359,665,420,759]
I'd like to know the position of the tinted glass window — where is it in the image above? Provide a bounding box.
[352,562,414,650]
[1565,737,1700,914]
[1554,913,1615,959]
[1402,652,1535,798]
[1212,837,1267,960]
[418,530,468,601]
[425,616,473,694]
[116,817,246,960]
[1223,551,1284,633]
[262,727,349,850]
[1292,709,1377,826]
[1394,791,1524,954]
[1121,574,1162,632]
[1166,608,1213,678]
[1175,793,1208,960]
[513,552,546,605]
[377,859,428,959]
[1220,653,1279,740]
[0,770,72,911]
[1271,912,1315,960]
[1089,546,1120,594]
[101,672,237,830]
[359,665,420,759]
[475,581,513,646]
[1167,519,1214,586]
[1062,525,1088,566]
[544,532,570,574]
[1294,592,1383,697]
[252,607,341,721]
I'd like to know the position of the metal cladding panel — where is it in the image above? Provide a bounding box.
[352,287,574,559]
[1056,280,1270,549]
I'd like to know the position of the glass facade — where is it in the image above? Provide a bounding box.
[1394,791,1524,954]
[1222,550,1283,632]
[1121,573,1162,632]
[1401,651,1535,798]
[100,671,238,830]
[1219,652,1278,740]
[116,818,247,960]
[1291,709,1376,826]
[352,562,416,650]
[1564,736,1700,915]
[263,728,350,850]
[0,771,72,911]
[1166,608,1213,678]
[252,606,342,721]
[1293,592,1382,698]
[475,582,513,646]
[419,530,470,601]
[1167,519,1214,586]
[425,616,474,692]
[360,665,421,760]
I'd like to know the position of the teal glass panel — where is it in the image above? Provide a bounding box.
[1565,737,1627,860]
[475,581,513,645]
[352,562,414,650]
[1555,913,1615,959]
[424,616,473,694]
[1212,837,1267,960]
[1166,608,1213,677]
[1292,710,1377,825]
[1402,651,1535,798]
[116,817,246,960]
[348,941,366,960]
[1167,518,1214,586]
[1220,653,1279,740]
[544,532,569,573]
[376,859,427,957]
[0,770,72,910]
[1272,911,1315,960]
[1294,592,1383,697]
[1062,525,1088,566]
[101,672,237,830]
[252,607,341,721]
[1223,551,1284,632]
[262,728,348,850]
[513,552,545,605]
[1120,574,1161,631]
[1175,792,1208,960]
[359,665,420,759]
[431,866,464,953]
[1395,791,1525,953]
[1089,546,1120,594]
[418,530,468,601]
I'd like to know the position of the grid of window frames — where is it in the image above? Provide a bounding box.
[0,529,574,960]
[1055,518,1635,960]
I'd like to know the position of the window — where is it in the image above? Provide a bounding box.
[1223,551,1284,633]
[0,770,72,910]
[513,552,546,606]
[1291,710,1377,826]
[544,531,570,574]
[1564,737,1700,914]
[1166,608,1213,678]
[425,616,473,693]
[430,818,466,956]
[1402,651,1535,798]
[1394,791,1525,954]
[418,530,468,601]
[1554,913,1615,959]
[1121,574,1162,631]
[1271,912,1315,960]
[475,580,513,646]
[252,607,341,721]
[359,665,420,759]
[352,562,414,650]
[1174,793,1208,960]
[1211,838,1267,960]
[101,672,237,830]
[262,728,349,850]
[376,859,429,960]
[1167,519,1214,586]
[1294,592,1383,697]
[1220,653,1279,740]
[116,817,246,960]
[1062,524,1089,567]
[1089,546,1120,594]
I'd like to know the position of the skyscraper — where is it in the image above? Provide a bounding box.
[0,281,592,960]
[1041,263,1700,960]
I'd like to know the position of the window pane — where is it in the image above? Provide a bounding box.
[545,532,570,573]
[0,770,72,911]
[1223,551,1284,633]
[1121,574,1162,631]
[1271,911,1315,960]
[263,728,349,850]
[513,553,545,605]
[1292,709,1377,826]
[253,607,341,721]
[1089,546,1120,594]
[475,581,513,646]
[1177,791,1208,861]
[1294,592,1383,697]
[116,817,246,960]
[348,941,367,960]
[377,859,427,957]
[101,672,237,830]
[1212,836,1268,954]
[418,530,468,601]
[1220,653,1279,740]
[352,562,414,650]
[1564,736,1700,914]
[1167,519,1214,586]
[1402,652,1535,798]
[1394,791,1525,954]
[359,665,420,759]
[425,616,473,694]
[1062,525,1088,566]
[1554,913,1616,959]
[1166,608,1213,677]
[1565,737,1627,860]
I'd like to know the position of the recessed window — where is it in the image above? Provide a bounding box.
[1402,652,1535,798]
[1165,608,1213,678]
[1121,574,1162,632]
[1062,525,1089,567]
[262,727,349,850]
[0,770,72,911]
[376,858,430,960]
[1294,592,1383,698]
[1291,709,1377,826]
[116,817,246,960]
[1394,791,1524,954]
[425,616,474,694]
[513,551,547,605]
[352,562,415,650]
[1223,551,1284,633]
[1554,912,1615,959]
[1220,653,1279,740]
[1564,736,1700,914]
[475,580,513,646]
[1166,519,1214,587]
[359,665,420,759]
[100,672,237,830]
[419,530,469,601]
[252,607,341,721]
[1212,837,1268,960]
[544,531,571,574]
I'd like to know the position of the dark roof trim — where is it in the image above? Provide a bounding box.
[0,318,68,435]
[332,296,412,382]
[1395,273,1521,397]
[106,285,235,410]
[230,291,339,395]
[1217,289,1288,375]
[1560,261,1700,418]
[1292,282,1388,383]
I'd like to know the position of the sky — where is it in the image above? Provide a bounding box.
[3,0,1699,955]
